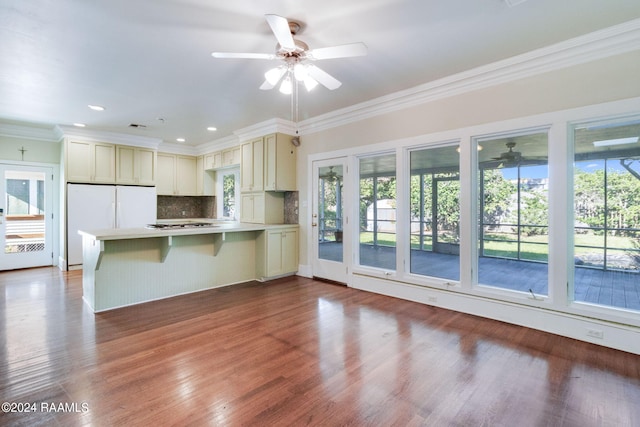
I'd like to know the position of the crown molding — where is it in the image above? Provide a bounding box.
[233,118,297,142]
[0,121,63,142]
[195,134,240,155]
[298,18,640,135]
[59,125,162,149]
[156,141,198,156]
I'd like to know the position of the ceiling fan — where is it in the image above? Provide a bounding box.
[483,141,547,169]
[211,14,367,94]
[492,141,522,165]
[320,166,341,182]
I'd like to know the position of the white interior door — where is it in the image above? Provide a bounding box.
[0,164,54,270]
[312,158,349,283]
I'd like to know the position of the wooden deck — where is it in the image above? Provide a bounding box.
[319,242,640,310]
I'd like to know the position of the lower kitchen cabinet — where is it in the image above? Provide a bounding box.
[256,226,299,279]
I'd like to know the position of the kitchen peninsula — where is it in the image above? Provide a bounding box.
[79,221,298,312]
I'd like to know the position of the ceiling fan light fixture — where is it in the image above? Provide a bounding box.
[265,66,286,85]
[279,76,292,95]
[293,63,308,81]
[304,76,318,92]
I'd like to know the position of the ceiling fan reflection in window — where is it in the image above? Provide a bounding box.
[483,141,547,169]
[320,166,341,182]
[211,14,367,94]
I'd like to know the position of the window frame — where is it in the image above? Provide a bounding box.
[216,167,240,221]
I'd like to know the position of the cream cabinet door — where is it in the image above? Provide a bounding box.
[203,152,216,170]
[213,152,223,169]
[223,146,241,167]
[156,153,176,195]
[116,146,136,184]
[261,227,299,278]
[66,140,115,183]
[66,140,93,182]
[240,138,264,192]
[196,156,204,195]
[136,148,157,185]
[176,155,197,195]
[196,156,215,196]
[264,133,296,191]
[266,230,285,276]
[281,228,299,273]
[240,143,253,191]
[92,143,116,183]
[240,193,255,222]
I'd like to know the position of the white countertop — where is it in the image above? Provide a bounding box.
[78,221,297,241]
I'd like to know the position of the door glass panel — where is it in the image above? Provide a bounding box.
[5,170,46,254]
[410,145,460,280]
[572,118,640,310]
[318,165,344,262]
[359,154,396,270]
[477,132,549,296]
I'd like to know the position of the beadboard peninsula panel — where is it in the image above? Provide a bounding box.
[84,232,256,312]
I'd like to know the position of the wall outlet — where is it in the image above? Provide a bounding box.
[586,328,604,339]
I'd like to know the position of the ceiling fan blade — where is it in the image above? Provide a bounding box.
[308,42,368,60]
[211,52,275,60]
[260,80,275,90]
[265,14,296,51]
[306,65,342,90]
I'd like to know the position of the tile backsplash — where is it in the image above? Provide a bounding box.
[157,192,299,223]
[157,196,215,219]
[284,191,299,224]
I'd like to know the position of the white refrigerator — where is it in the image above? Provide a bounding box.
[66,184,157,267]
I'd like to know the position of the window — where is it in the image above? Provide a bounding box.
[409,144,460,280]
[216,168,239,220]
[476,131,549,295]
[572,118,640,310]
[359,153,396,270]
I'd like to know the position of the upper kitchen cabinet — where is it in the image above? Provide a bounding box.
[202,146,241,170]
[241,137,264,192]
[157,153,198,195]
[264,133,296,191]
[116,146,157,186]
[222,146,241,168]
[65,140,116,184]
[196,155,215,196]
[241,133,296,193]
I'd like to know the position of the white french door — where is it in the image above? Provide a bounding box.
[0,164,54,270]
[312,157,350,283]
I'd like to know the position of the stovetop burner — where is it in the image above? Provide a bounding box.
[146,222,217,230]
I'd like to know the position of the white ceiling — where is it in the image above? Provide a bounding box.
[1,0,640,147]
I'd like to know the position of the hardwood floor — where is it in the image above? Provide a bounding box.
[1,267,639,426]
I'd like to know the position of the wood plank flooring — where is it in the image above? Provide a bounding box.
[1,267,639,426]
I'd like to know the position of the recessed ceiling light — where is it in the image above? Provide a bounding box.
[207,127,217,131]
[176,138,186,143]
[593,137,638,147]
[73,123,86,127]
[88,104,105,111]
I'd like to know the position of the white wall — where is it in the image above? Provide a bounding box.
[296,50,640,268]
[295,50,640,354]
[0,136,61,164]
